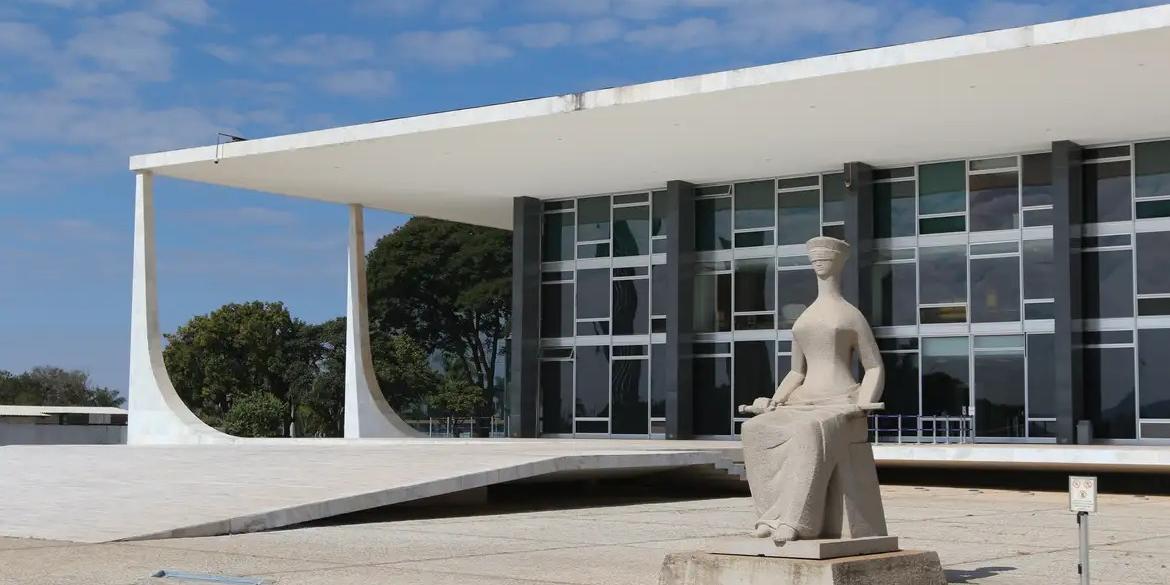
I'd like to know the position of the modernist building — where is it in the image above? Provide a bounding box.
[127,7,1170,446]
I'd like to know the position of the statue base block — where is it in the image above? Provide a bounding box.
[707,535,899,560]
[658,550,947,585]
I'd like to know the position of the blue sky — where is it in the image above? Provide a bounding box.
[0,0,1158,394]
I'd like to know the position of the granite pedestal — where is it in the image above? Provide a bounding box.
[659,549,947,585]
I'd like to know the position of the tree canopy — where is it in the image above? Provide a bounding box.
[0,367,124,407]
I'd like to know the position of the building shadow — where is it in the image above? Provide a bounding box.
[945,566,1017,583]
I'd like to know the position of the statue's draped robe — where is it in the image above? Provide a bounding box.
[740,302,869,538]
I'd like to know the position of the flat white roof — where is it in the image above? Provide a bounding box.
[131,5,1170,229]
[0,405,128,417]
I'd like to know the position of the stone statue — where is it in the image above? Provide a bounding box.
[738,236,888,545]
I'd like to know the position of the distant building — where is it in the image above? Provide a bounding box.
[0,405,127,445]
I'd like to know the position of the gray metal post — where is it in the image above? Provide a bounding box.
[1078,511,1090,584]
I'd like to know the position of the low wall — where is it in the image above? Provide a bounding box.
[0,423,126,445]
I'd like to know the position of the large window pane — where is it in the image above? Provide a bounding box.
[1083,250,1133,319]
[611,359,648,434]
[1137,231,1170,295]
[540,361,573,434]
[971,256,1020,323]
[576,269,609,320]
[1136,140,1170,199]
[650,344,667,418]
[577,196,610,241]
[870,262,917,326]
[919,246,967,305]
[696,197,732,251]
[734,341,775,409]
[777,268,816,329]
[918,161,965,215]
[922,337,969,417]
[881,351,919,417]
[777,189,820,245]
[541,283,573,337]
[652,265,667,316]
[1027,334,1054,419]
[734,258,774,313]
[1085,346,1136,439]
[1022,153,1052,207]
[822,173,845,224]
[970,171,1020,231]
[612,278,648,335]
[1139,329,1170,419]
[574,346,610,418]
[735,180,775,230]
[693,357,732,435]
[613,205,649,257]
[874,181,916,238]
[974,345,1025,437]
[1084,161,1132,223]
[1023,239,1054,300]
[651,190,668,237]
[694,272,731,332]
[543,213,574,261]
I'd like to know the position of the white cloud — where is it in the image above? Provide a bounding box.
[66,11,174,81]
[503,22,573,49]
[268,34,376,67]
[576,18,624,44]
[625,17,720,50]
[145,0,213,24]
[319,69,397,97]
[0,21,52,57]
[887,8,968,44]
[393,28,512,68]
[201,44,240,63]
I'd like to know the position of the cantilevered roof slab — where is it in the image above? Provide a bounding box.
[130,6,1170,229]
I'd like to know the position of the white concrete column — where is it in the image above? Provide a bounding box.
[344,204,420,438]
[127,171,231,444]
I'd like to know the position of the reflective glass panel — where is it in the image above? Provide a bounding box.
[1136,140,1170,198]
[919,215,965,234]
[1084,347,1136,439]
[735,180,775,230]
[1022,153,1052,207]
[651,190,668,237]
[970,171,1020,231]
[611,359,648,434]
[974,346,1025,437]
[822,173,845,224]
[576,269,609,320]
[918,161,965,215]
[651,344,668,419]
[541,283,573,337]
[542,213,574,261]
[1139,329,1170,419]
[870,262,917,326]
[694,272,731,332]
[651,265,667,316]
[919,245,967,305]
[777,268,816,329]
[971,256,1020,323]
[1137,200,1170,219]
[777,189,820,245]
[734,258,774,313]
[874,181,916,238]
[696,197,732,251]
[922,337,970,417]
[577,196,610,241]
[1023,239,1054,300]
[540,361,573,434]
[1136,231,1170,295]
[1083,250,1134,319]
[734,341,775,410]
[612,278,648,335]
[1027,334,1055,419]
[613,205,649,257]
[1083,161,1133,223]
[880,351,919,417]
[574,345,610,418]
[693,357,732,435]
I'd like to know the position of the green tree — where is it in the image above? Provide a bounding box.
[366,217,511,416]
[223,391,285,437]
[0,367,125,407]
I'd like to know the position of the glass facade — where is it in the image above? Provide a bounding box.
[532,137,1170,443]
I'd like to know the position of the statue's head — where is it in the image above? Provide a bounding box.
[806,236,850,278]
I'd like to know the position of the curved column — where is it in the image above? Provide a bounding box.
[343,204,420,438]
[127,171,232,445]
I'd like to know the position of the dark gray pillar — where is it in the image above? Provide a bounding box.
[509,196,541,438]
[1052,141,1084,445]
[664,180,696,439]
[842,162,875,310]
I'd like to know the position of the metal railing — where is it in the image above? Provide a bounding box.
[406,417,508,438]
[868,414,974,444]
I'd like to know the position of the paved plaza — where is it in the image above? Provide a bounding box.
[1,484,1167,585]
